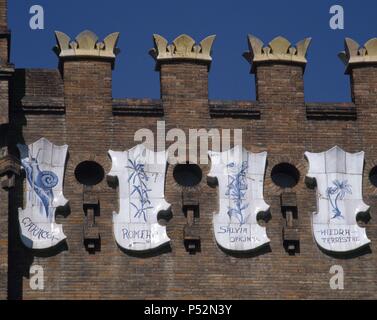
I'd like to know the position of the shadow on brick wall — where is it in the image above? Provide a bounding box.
[218,243,272,259]
[117,242,172,258]
[7,171,33,300]
[318,245,372,260]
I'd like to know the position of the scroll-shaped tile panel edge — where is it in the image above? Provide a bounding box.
[17,138,68,249]
[305,146,370,253]
[108,144,171,251]
[208,145,270,251]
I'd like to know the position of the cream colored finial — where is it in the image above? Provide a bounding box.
[54,30,120,60]
[149,34,216,69]
[339,37,377,73]
[243,34,311,73]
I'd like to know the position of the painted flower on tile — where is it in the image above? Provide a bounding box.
[326,179,352,219]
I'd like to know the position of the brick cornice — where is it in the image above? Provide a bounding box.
[209,100,260,119]
[112,98,163,116]
[306,102,357,120]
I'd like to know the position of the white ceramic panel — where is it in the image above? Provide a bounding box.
[108,144,171,251]
[305,146,370,253]
[208,145,270,251]
[17,138,68,249]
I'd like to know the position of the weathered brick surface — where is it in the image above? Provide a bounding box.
[0,133,8,300]
[0,0,9,65]
[0,38,7,65]
[0,171,7,300]
[306,102,356,120]
[13,69,64,113]
[161,62,210,131]
[3,54,376,300]
[0,0,10,296]
[1,1,377,297]
[0,77,8,124]
[0,0,6,29]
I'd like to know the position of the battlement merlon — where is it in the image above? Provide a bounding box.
[53,30,120,69]
[149,34,216,70]
[243,34,312,74]
[339,37,377,74]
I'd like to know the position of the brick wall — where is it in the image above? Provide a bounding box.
[3,53,376,299]
[0,76,8,124]
[0,37,8,65]
[160,62,210,130]
[0,0,10,296]
[1,3,376,296]
[0,0,8,64]
[0,0,6,29]
[0,77,9,300]
[0,142,8,299]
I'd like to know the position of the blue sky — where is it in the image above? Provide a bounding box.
[8,0,377,102]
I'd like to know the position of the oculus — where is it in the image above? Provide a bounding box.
[75,161,104,186]
[173,163,202,187]
[271,163,300,188]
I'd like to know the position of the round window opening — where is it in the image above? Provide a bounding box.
[75,161,105,186]
[271,163,300,188]
[173,163,202,187]
[369,166,377,187]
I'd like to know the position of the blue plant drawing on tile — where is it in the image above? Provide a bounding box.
[127,157,153,222]
[22,150,59,219]
[225,161,249,225]
[326,179,352,219]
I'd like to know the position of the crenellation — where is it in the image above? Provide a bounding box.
[54,30,120,68]
[150,34,215,70]
[339,37,377,74]
[243,34,311,73]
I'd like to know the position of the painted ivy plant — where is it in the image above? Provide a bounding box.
[326,179,352,219]
[225,161,249,225]
[127,157,153,222]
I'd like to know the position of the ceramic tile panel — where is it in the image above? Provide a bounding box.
[305,146,370,253]
[17,138,68,249]
[108,144,171,251]
[208,145,270,251]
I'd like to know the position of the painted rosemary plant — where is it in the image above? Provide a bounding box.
[127,157,153,222]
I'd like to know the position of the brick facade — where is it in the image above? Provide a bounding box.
[0,0,6,28]
[0,0,8,65]
[1,1,377,300]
